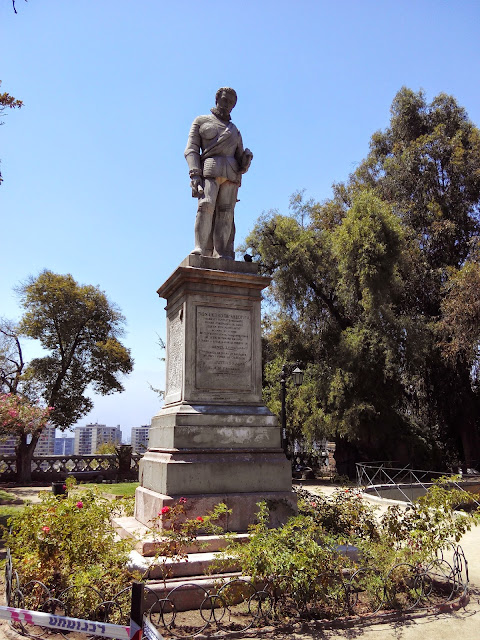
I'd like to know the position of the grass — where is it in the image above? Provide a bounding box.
[0,504,25,529]
[0,490,17,503]
[89,482,139,497]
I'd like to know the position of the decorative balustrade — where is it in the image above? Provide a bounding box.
[0,452,141,482]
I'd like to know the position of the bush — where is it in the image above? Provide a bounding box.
[295,486,380,541]
[216,501,347,612]
[4,478,138,610]
[219,480,479,616]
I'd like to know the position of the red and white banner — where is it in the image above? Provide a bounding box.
[0,605,130,640]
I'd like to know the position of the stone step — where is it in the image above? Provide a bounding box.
[128,549,238,579]
[113,515,249,556]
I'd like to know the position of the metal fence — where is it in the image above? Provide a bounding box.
[4,543,470,639]
[356,462,480,506]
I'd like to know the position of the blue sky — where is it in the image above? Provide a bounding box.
[1,0,480,440]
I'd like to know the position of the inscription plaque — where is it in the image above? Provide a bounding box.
[196,306,252,391]
[167,310,183,396]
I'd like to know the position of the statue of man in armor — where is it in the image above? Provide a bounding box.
[184,87,253,259]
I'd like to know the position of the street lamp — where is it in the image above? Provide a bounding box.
[280,363,304,457]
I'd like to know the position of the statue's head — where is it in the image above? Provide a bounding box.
[215,87,237,110]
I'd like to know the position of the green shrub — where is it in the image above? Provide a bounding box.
[5,478,138,610]
[219,480,479,616]
[216,502,349,613]
[295,486,380,541]
[147,500,231,581]
[378,476,480,558]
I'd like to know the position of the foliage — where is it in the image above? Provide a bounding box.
[4,479,138,608]
[295,486,379,541]
[219,482,479,614]
[95,441,117,454]
[219,501,346,610]
[0,80,23,185]
[0,80,23,122]
[147,499,231,582]
[0,392,52,441]
[378,477,479,559]
[16,270,134,427]
[0,271,133,482]
[244,88,480,471]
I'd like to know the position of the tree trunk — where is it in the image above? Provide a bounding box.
[334,436,361,480]
[15,433,39,484]
[457,394,480,471]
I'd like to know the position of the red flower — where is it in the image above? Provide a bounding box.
[196,516,204,522]
[62,485,67,490]
[160,506,171,515]
[76,501,83,509]
[178,497,187,504]
[311,502,317,508]
[42,526,50,533]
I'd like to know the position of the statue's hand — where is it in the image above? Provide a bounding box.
[240,148,253,173]
[190,176,204,197]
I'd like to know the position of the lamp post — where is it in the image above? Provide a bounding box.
[280,363,304,457]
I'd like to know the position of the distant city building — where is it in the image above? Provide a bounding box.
[54,436,75,456]
[74,423,122,455]
[35,425,56,456]
[0,425,56,456]
[131,425,150,454]
[0,436,16,456]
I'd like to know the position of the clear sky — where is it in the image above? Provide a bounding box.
[1,0,480,440]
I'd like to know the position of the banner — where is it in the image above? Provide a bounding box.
[0,605,130,640]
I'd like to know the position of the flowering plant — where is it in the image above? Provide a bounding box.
[0,392,52,438]
[4,478,137,611]
[147,499,231,582]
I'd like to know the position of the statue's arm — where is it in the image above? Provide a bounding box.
[184,118,203,178]
[235,130,253,174]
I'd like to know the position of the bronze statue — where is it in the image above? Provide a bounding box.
[185,88,253,259]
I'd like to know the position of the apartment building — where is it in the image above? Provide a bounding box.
[0,425,56,456]
[131,425,150,454]
[74,423,122,455]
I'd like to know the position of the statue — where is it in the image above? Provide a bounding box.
[185,87,253,259]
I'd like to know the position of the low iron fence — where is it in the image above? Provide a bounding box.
[4,543,470,639]
[0,452,141,483]
[356,462,480,506]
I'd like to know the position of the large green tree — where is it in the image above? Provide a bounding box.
[245,88,480,474]
[0,270,133,482]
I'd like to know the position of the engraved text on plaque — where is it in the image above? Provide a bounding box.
[196,306,252,391]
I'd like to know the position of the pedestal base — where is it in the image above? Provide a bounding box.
[134,486,297,532]
[134,259,298,534]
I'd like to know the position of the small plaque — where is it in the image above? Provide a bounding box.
[196,306,252,391]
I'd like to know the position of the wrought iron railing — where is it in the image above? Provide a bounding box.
[4,542,470,639]
[356,462,480,507]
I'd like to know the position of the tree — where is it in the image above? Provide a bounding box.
[0,80,23,185]
[244,89,480,473]
[95,441,117,455]
[0,270,133,482]
[353,88,480,468]
[0,393,52,459]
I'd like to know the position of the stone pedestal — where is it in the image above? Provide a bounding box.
[134,255,297,531]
